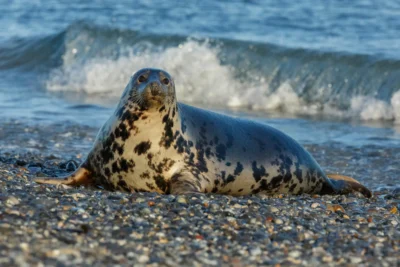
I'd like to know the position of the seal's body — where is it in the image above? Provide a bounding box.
[35,68,371,197]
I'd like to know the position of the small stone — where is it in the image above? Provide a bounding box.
[322,255,333,262]
[349,257,362,264]
[311,203,320,209]
[274,218,283,224]
[127,252,135,259]
[135,198,146,203]
[327,204,345,213]
[210,203,220,212]
[138,255,149,263]
[6,196,20,206]
[250,247,262,256]
[289,250,302,258]
[389,206,398,214]
[269,206,279,213]
[20,243,29,252]
[140,208,151,215]
[176,196,188,204]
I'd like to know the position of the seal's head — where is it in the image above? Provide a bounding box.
[123,68,175,111]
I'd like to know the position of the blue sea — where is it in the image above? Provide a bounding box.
[0,0,399,188]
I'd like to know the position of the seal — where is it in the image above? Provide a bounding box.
[35,68,372,197]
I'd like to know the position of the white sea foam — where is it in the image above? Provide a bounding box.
[46,40,400,122]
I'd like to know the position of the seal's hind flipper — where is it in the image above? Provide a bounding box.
[326,173,372,198]
[34,168,93,186]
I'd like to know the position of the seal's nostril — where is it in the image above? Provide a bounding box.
[149,82,161,96]
[151,88,160,96]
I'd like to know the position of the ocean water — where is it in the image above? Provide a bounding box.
[0,0,399,188]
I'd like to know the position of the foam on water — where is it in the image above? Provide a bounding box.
[46,40,400,122]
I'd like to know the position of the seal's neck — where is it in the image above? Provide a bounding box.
[114,102,181,149]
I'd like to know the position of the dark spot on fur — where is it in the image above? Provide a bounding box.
[154,175,169,192]
[104,167,111,177]
[118,123,130,141]
[175,136,187,154]
[159,105,165,112]
[140,171,150,179]
[252,161,268,182]
[270,176,283,189]
[215,144,226,161]
[294,161,302,183]
[220,171,226,181]
[100,133,115,164]
[174,130,180,140]
[117,180,131,192]
[161,114,174,148]
[226,174,235,184]
[195,142,208,172]
[289,183,297,192]
[119,158,134,172]
[141,115,148,120]
[134,141,151,155]
[205,147,212,159]
[225,162,231,167]
[119,109,140,128]
[146,182,156,190]
[112,161,119,173]
[238,188,243,192]
[234,162,243,176]
[111,142,124,155]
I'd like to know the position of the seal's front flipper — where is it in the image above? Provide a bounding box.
[34,168,93,187]
[326,173,372,198]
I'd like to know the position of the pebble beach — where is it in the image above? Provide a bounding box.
[1,120,399,266]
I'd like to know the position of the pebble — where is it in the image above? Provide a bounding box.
[176,196,188,204]
[311,202,320,209]
[289,250,302,258]
[6,196,20,206]
[137,255,149,263]
[269,206,279,213]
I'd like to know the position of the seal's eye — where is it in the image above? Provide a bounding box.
[138,75,147,83]
[162,78,170,85]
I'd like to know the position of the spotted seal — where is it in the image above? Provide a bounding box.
[35,68,372,197]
